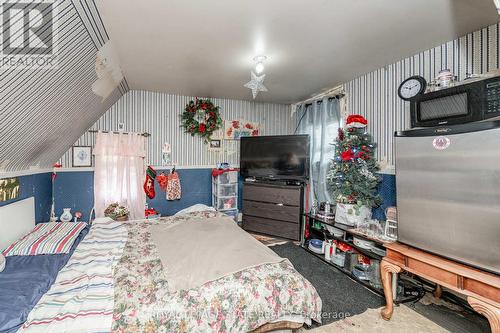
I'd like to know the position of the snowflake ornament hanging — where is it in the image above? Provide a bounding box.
[244,71,268,99]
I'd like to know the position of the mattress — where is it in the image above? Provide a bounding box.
[0,225,88,333]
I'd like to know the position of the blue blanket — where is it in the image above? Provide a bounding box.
[0,226,89,333]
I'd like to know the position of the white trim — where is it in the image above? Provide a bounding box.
[378,167,396,175]
[0,165,236,178]
[57,165,231,173]
[152,165,234,170]
[0,168,52,178]
[57,167,94,172]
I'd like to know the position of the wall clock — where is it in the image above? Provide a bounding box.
[398,76,427,101]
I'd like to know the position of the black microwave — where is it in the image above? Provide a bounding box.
[410,76,500,128]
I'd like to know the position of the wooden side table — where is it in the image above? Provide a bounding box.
[381,242,500,333]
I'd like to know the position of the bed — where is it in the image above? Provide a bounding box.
[2,209,322,333]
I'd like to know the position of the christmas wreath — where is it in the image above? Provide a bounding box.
[181,98,222,141]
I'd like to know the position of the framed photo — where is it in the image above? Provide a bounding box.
[0,177,20,202]
[72,146,92,167]
[208,139,222,152]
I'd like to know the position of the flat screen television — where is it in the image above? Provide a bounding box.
[240,135,310,181]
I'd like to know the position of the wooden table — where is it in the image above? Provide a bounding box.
[381,242,500,333]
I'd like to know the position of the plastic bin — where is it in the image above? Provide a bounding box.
[215,171,238,184]
[213,195,237,211]
[212,182,238,197]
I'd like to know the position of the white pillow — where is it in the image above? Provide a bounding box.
[174,204,215,216]
[0,254,5,272]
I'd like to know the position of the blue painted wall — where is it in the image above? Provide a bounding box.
[52,169,396,221]
[148,168,213,216]
[0,173,52,223]
[53,168,218,219]
[372,173,397,221]
[53,171,95,222]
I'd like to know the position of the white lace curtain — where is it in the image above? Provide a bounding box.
[93,132,146,219]
[296,97,342,206]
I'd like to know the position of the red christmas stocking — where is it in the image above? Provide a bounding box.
[143,166,157,199]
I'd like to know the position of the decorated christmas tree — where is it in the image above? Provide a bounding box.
[327,115,381,222]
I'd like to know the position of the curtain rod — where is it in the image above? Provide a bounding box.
[292,85,345,107]
[88,129,151,137]
[303,94,344,107]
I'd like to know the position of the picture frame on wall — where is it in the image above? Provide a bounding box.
[72,146,92,167]
[224,120,260,140]
[0,177,20,202]
[208,139,222,152]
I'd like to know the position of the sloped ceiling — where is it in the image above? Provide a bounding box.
[0,0,129,172]
[96,0,500,104]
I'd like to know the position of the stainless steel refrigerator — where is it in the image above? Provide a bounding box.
[395,121,500,275]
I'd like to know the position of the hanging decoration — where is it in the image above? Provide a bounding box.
[244,71,268,99]
[156,172,168,191]
[224,119,260,139]
[143,166,157,199]
[181,98,222,142]
[162,142,172,165]
[166,169,182,201]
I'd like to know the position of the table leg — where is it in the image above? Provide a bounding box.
[392,272,398,301]
[433,284,443,299]
[380,259,402,321]
[467,297,500,333]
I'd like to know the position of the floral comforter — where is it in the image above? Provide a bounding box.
[112,211,322,333]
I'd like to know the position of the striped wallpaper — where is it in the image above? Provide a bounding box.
[60,90,293,167]
[343,22,500,165]
[0,0,128,172]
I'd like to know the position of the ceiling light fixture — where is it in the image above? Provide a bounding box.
[253,55,267,74]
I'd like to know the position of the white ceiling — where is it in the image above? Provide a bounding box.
[96,0,499,104]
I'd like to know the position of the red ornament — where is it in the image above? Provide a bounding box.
[347,193,357,203]
[199,123,206,133]
[338,128,345,141]
[355,151,367,160]
[341,149,354,161]
[201,103,207,110]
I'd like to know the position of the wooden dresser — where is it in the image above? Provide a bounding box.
[242,182,303,240]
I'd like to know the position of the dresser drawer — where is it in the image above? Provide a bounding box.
[243,200,300,223]
[243,216,300,240]
[243,184,301,206]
